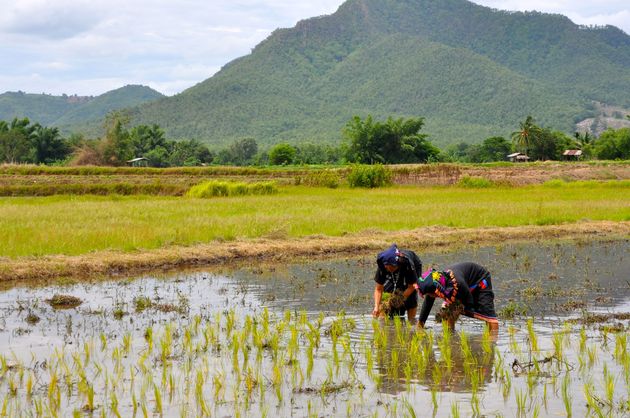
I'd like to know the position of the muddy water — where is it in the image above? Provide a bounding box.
[0,240,628,416]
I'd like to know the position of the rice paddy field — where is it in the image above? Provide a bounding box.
[0,163,629,416]
[0,241,629,417]
[0,181,629,257]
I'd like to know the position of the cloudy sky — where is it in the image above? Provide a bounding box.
[1,0,628,97]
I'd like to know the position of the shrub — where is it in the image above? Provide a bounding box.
[456,175,494,188]
[347,164,392,188]
[187,180,277,198]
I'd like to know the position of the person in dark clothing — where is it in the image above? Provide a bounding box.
[416,262,498,331]
[372,244,422,321]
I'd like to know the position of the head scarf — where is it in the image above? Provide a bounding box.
[377,244,401,266]
[417,269,458,303]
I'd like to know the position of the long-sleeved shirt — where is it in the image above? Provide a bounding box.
[418,262,491,324]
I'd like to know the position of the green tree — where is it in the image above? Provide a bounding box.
[168,139,214,166]
[228,138,258,165]
[130,124,167,156]
[294,143,341,164]
[0,130,30,163]
[343,115,378,163]
[445,142,472,162]
[526,128,573,161]
[343,115,438,164]
[469,136,512,162]
[214,138,258,165]
[0,118,36,163]
[594,128,630,160]
[31,125,70,164]
[269,143,296,165]
[101,112,132,165]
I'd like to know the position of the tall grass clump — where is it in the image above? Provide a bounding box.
[187,180,277,198]
[294,170,341,188]
[347,165,392,188]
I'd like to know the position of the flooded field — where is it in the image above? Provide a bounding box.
[0,240,628,416]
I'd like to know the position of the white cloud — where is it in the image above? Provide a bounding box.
[0,0,105,39]
[0,0,627,97]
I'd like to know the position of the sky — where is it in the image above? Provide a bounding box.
[1,0,628,97]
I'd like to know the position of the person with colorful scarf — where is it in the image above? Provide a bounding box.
[372,244,423,321]
[416,262,499,331]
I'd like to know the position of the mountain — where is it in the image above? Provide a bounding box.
[128,0,630,146]
[0,92,89,126]
[0,85,164,135]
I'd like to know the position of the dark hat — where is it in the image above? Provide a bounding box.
[377,244,400,266]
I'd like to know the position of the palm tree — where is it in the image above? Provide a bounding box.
[511,116,540,155]
[573,131,592,150]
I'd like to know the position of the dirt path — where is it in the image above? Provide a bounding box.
[1,221,628,286]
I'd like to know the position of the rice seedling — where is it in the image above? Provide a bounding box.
[110,391,121,418]
[527,319,538,352]
[25,371,33,398]
[439,328,453,370]
[100,332,107,352]
[432,363,442,404]
[532,402,541,418]
[615,333,627,363]
[272,360,284,403]
[587,344,598,365]
[507,325,521,356]
[553,330,564,362]
[515,389,527,415]
[390,349,400,380]
[502,373,512,400]
[8,376,17,397]
[231,333,241,375]
[603,364,615,406]
[450,400,460,418]
[469,382,485,412]
[459,330,472,360]
[141,398,149,418]
[561,372,572,417]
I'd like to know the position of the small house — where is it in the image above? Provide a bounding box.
[127,157,149,167]
[562,150,583,161]
[507,152,530,163]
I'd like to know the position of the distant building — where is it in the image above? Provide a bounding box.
[507,152,530,163]
[127,157,149,167]
[562,150,583,161]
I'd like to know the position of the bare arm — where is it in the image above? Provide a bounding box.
[373,283,385,317]
[403,282,416,299]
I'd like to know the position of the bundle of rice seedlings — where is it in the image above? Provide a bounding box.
[435,301,464,323]
[380,290,405,316]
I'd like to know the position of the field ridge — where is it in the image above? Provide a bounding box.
[2,221,628,285]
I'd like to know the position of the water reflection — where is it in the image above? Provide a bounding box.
[374,320,496,396]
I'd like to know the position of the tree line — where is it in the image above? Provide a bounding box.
[1,113,629,167]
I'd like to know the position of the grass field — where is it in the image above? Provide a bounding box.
[1,181,628,258]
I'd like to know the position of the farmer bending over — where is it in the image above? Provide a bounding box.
[416,262,499,331]
[372,244,422,321]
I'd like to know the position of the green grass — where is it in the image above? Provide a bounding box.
[0,182,628,257]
